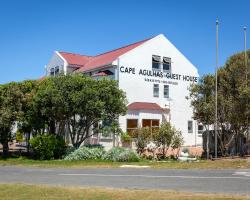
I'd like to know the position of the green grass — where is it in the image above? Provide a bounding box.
[0,157,249,169]
[0,184,249,200]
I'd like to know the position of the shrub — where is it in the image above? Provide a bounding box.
[153,122,183,158]
[102,147,140,162]
[53,135,67,159]
[30,135,66,160]
[121,132,132,143]
[64,146,76,157]
[15,130,24,143]
[132,127,151,155]
[64,147,105,161]
[84,144,104,149]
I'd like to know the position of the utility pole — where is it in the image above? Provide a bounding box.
[244,27,247,73]
[215,19,219,158]
[244,26,249,147]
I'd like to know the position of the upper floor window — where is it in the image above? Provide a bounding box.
[153,84,159,97]
[50,68,55,76]
[164,85,169,98]
[188,120,193,133]
[55,66,60,76]
[152,55,161,70]
[163,57,171,72]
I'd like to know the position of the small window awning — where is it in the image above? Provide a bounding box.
[128,102,169,112]
[163,57,171,63]
[152,55,161,62]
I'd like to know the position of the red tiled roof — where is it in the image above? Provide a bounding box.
[59,52,92,67]
[38,76,46,80]
[58,37,151,72]
[92,71,108,77]
[78,38,150,72]
[128,102,164,111]
[92,70,113,77]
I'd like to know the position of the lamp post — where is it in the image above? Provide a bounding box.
[215,19,219,158]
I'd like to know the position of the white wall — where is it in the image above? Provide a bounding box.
[46,52,65,76]
[116,34,201,146]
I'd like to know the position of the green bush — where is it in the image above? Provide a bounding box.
[64,147,105,161]
[102,147,140,162]
[64,146,76,157]
[121,132,132,142]
[30,135,66,160]
[83,144,104,149]
[15,130,24,142]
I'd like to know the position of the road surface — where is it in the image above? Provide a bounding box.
[0,166,249,195]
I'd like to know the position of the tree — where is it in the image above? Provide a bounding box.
[33,74,127,148]
[189,75,215,158]
[17,80,38,152]
[0,82,23,157]
[217,51,249,155]
[153,122,183,158]
[189,50,250,157]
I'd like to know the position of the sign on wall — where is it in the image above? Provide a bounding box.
[119,66,198,85]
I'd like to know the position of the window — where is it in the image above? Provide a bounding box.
[127,119,138,135]
[152,55,161,70]
[164,85,169,98]
[100,119,112,139]
[142,119,160,135]
[50,68,55,76]
[188,120,193,133]
[198,125,204,135]
[163,57,171,72]
[55,66,60,76]
[153,84,159,97]
[92,122,99,138]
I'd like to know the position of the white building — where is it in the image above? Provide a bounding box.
[45,34,203,148]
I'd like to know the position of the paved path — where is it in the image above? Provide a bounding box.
[0,166,249,195]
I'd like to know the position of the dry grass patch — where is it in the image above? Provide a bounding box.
[0,184,249,200]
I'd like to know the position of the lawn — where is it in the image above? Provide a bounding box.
[0,157,250,169]
[0,184,249,200]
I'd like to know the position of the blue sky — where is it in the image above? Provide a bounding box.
[0,0,249,84]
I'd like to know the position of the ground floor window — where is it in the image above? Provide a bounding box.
[127,119,138,135]
[142,119,160,134]
[92,122,99,138]
[188,120,193,133]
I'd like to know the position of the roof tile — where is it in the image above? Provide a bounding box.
[128,102,164,111]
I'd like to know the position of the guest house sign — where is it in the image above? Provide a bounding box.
[119,66,198,83]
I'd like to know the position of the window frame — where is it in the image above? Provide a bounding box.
[153,84,159,97]
[163,57,171,72]
[142,119,160,136]
[127,119,138,135]
[198,125,204,135]
[188,120,193,133]
[50,67,55,76]
[152,55,161,70]
[163,85,169,98]
[54,66,60,76]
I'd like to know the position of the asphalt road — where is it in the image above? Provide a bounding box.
[0,166,249,195]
